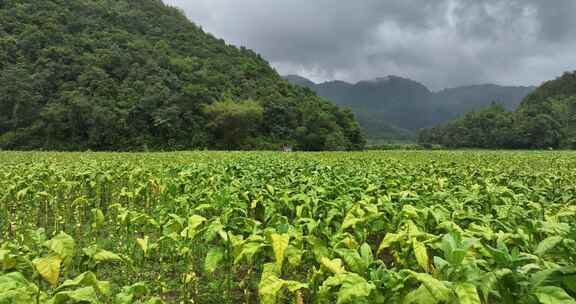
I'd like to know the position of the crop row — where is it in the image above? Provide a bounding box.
[1,151,575,303]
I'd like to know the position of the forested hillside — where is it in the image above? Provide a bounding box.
[284,75,533,141]
[419,72,576,149]
[0,0,365,151]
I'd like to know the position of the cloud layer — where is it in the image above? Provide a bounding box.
[163,0,576,90]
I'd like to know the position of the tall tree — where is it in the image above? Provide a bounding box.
[0,0,365,151]
[204,99,264,149]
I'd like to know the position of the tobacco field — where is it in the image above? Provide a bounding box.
[1,151,576,304]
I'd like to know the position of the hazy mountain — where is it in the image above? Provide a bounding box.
[284,75,535,140]
[433,84,534,113]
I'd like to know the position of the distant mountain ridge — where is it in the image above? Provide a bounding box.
[284,75,535,140]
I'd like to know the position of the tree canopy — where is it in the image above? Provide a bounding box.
[0,0,365,151]
[419,72,576,149]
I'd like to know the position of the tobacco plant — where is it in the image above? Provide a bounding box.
[1,151,575,303]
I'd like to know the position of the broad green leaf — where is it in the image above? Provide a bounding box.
[285,246,304,267]
[51,286,99,304]
[34,254,62,287]
[205,219,228,242]
[145,297,165,304]
[0,272,35,293]
[93,249,123,262]
[0,250,16,271]
[359,243,373,265]
[24,228,47,248]
[403,285,438,304]
[91,208,105,228]
[409,272,452,302]
[204,247,224,274]
[0,286,40,304]
[15,188,28,200]
[534,286,576,304]
[266,184,275,194]
[335,248,366,274]
[478,269,512,303]
[270,234,289,271]
[114,282,149,304]
[45,232,75,265]
[308,237,330,261]
[455,283,481,304]
[188,215,207,230]
[284,280,308,293]
[181,215,208,239]
[56,272,110,296]
[563,275,576,294]
[535,237,563,256]
[83,245,123,263]
[413,240,429,272]
[234,241,266,265]
[338,274,374,304]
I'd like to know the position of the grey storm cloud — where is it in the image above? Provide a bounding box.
[163,0,576,90]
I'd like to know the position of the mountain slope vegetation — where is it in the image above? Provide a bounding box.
[419,72,576,149]
[284,75,534,141]
[0,0,365,151]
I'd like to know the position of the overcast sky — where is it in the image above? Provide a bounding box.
[163,0,576,90]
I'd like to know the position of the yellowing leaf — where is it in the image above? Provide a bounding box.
[137,236,149,256]
[413,240,430,272]
[34,255,62,287]
[259,272,288,304]
[259,263,307,304]
[378,232,404,253]
[455,283,481,304]
[341,216,363,230]
[270,234,289,271]
[320,257,345,275]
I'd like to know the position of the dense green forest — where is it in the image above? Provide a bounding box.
[418,72,576,149]
[284,75,534,141]
[0,0,365,151]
